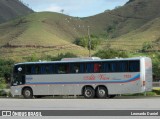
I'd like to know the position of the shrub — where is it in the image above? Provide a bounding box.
[50,52,77,61]
[0,78,7,89]
[141,42,153,52]
[0,59,14,83]
[74,36,101,50]
[152,89,160,95]
[94,49,128,59]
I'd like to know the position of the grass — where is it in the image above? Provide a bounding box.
[0,12,88,47]
[1,0,160,61]
[0,12,91,61]
[0,0,33,23]
[122,88,160,96]
[102,17,160,51]
[0,78,6,89]
[122,92,157,96]
[0,47,92,61]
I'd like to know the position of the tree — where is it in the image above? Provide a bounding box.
[60,9,64,14]
[74,36,100,50]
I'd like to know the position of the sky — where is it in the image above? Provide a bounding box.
[22,0,129,17]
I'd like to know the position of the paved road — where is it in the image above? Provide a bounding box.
[0,97,160,119]
[0,97,160,110]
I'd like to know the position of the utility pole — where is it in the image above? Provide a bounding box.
[88,26,91,57]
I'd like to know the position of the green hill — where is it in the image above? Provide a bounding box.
[0,12,89,60]
[0,0,33,23]
[83,0,160,51]
[0,0,160,61]
[105,17,160,51]
[84,0,160,38]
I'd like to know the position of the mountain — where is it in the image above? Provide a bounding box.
[0,12,89,60]
[0,0,33,23]
[0,0,160,60]
[84,0,160,38]
[106,17,160,51]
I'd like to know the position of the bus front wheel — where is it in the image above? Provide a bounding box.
[22,88,33,99]
[83,87,95,99]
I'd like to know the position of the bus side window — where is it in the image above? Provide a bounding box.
[40,65,46,74]
[31,66,35,74]
[47,65,54,74]
[71,63,80,73]
[129,61,140,72]
[79,64,84,73]
[57,64,69,74]
[102,63,109,72]
[119,61,128,72]
[26,65,32,74]
[110,62,117,72]
[94,63,101,73]
[31,65,39,74]
[86,63,94,73]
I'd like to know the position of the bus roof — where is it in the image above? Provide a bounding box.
[14,57,150,66]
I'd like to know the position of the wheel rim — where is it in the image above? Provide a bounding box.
[25,90,31,97]
[98,89,105,97]
[85,89,92,97]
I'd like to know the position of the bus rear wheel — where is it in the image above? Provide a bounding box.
[22,88,33,99]
[96,86,108,98]
[83,87,95,99]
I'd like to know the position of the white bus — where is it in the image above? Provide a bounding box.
[11,57,152,99]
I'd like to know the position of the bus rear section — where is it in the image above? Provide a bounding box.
[141,57,153,92]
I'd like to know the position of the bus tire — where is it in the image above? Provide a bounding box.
[96,86,108,99]
[83,87,95,99]
[22,88,33,99]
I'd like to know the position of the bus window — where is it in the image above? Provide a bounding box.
[57,64,69,74]
[129,61,140,72]
[47,65,55,74]
[26,65,39,74]
[103,62,118,72]
[102,62,109,73]
[40,65,46,74]
[39,64,55,74]
[119,61,128,72]
[71,63,80,73]
[110,62,117,72]
[25,65,30,74]
[31,66,35,74]
[94,63,101,73]
[86,63,94,73]
[12,65,25,85]
[31,66,39,74]
[79,63,85,73]
[14,65,25,74]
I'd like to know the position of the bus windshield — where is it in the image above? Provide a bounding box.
[12,64,25,86]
